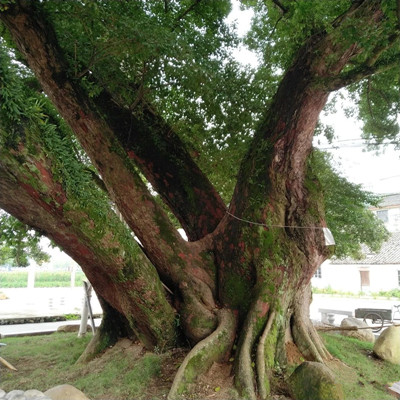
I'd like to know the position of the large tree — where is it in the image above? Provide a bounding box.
[0,0,398,398]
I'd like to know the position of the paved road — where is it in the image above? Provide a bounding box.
[0,287,101,319]
[0,287,102,338]
[310,293,399,325]
[0,319,102,338]
[0,288,399,337]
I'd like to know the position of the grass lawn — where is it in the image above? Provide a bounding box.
[322,332,400,400]
[0,331,399,399]
[0,271,86,288]
[0,332,185,399]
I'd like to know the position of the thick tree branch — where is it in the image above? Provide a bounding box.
[172,0,202,30]
[331,0,368,28]
[12,2,226,242]
[1,1,221,342]
[322,54,400,91]
[93,88,226,241]
[0,144,177,349]
[366,32,400,67]
[0,1,192,278]
[271,0,289,14]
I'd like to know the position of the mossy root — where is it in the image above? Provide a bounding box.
[168,308,237,400]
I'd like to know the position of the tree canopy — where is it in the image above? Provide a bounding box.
[0,1,399,398]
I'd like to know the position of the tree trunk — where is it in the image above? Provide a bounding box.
[0,134,177,351]
[0,0,392,398]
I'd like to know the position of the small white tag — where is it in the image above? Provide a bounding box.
[323,227,335,246]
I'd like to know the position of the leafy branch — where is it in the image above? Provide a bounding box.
[321,52,400,91]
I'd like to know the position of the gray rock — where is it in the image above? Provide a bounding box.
[24,390,47,399]
[5,390,25,400]
[44,385,88,400]
[0,390,6,399]
[340,317,375,343]
[27,397,51,400]
[373,325,400,364]
[57,325,89,333]
[289,361,344,400]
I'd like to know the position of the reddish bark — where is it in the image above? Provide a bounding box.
[1,3,220,343]
[0,145,176,349]
[0,0,395,397]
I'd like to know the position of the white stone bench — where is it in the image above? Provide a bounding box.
[318,308,353,325]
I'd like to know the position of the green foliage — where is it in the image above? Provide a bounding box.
[376,289,400,299]
[312,286,400,299]
[358,72,400,146]
[0,1,399,348]
[310,150,389,259]
[0,211,50,267]
[0,41,145,263]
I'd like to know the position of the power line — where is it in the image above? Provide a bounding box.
[317,140,399,150]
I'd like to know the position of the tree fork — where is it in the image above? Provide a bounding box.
[94,90,226,241]
[0,3,221,344]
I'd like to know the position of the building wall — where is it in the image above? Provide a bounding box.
[312,260,400,293]
[375,207,400,232]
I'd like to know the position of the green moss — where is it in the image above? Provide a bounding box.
[264,319,279,369]
[221,272,253,315]
[95,331,113,355]
[289,362,344,400]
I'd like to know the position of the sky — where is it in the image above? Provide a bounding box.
[319,108,400,194]
[227,2,400,195]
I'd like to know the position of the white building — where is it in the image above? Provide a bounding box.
[312,193,400,294]
[370,193,400,233]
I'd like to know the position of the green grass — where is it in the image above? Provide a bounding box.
[0,271,85,288]
[1,331,399,399]
[0,333,174,399]
[313,286,400,299]
[322,332,400,400]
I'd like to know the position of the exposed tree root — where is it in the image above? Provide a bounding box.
[292,316,324,363]
[168,308,237,400]
[77,299,134,364]
[290,284,331,363]
[234,299,272,400]
[256,311,276,400]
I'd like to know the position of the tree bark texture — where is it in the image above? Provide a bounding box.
[0,1,393,398]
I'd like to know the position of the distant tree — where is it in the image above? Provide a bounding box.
[0,1,398,398]
[0,211,50,267]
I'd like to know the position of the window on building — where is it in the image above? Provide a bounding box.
[376,210,389,223]
[360,270,370,287]
[314,267,322,279]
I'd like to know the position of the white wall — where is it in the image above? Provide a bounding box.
[312,260,400,293]
[387,208,400,232]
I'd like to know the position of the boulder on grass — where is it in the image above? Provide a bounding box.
[373,325,400,364]
[340,317,375,343]
[289,361,344,400]
[57,324,89,333]
[44,384,89,400]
